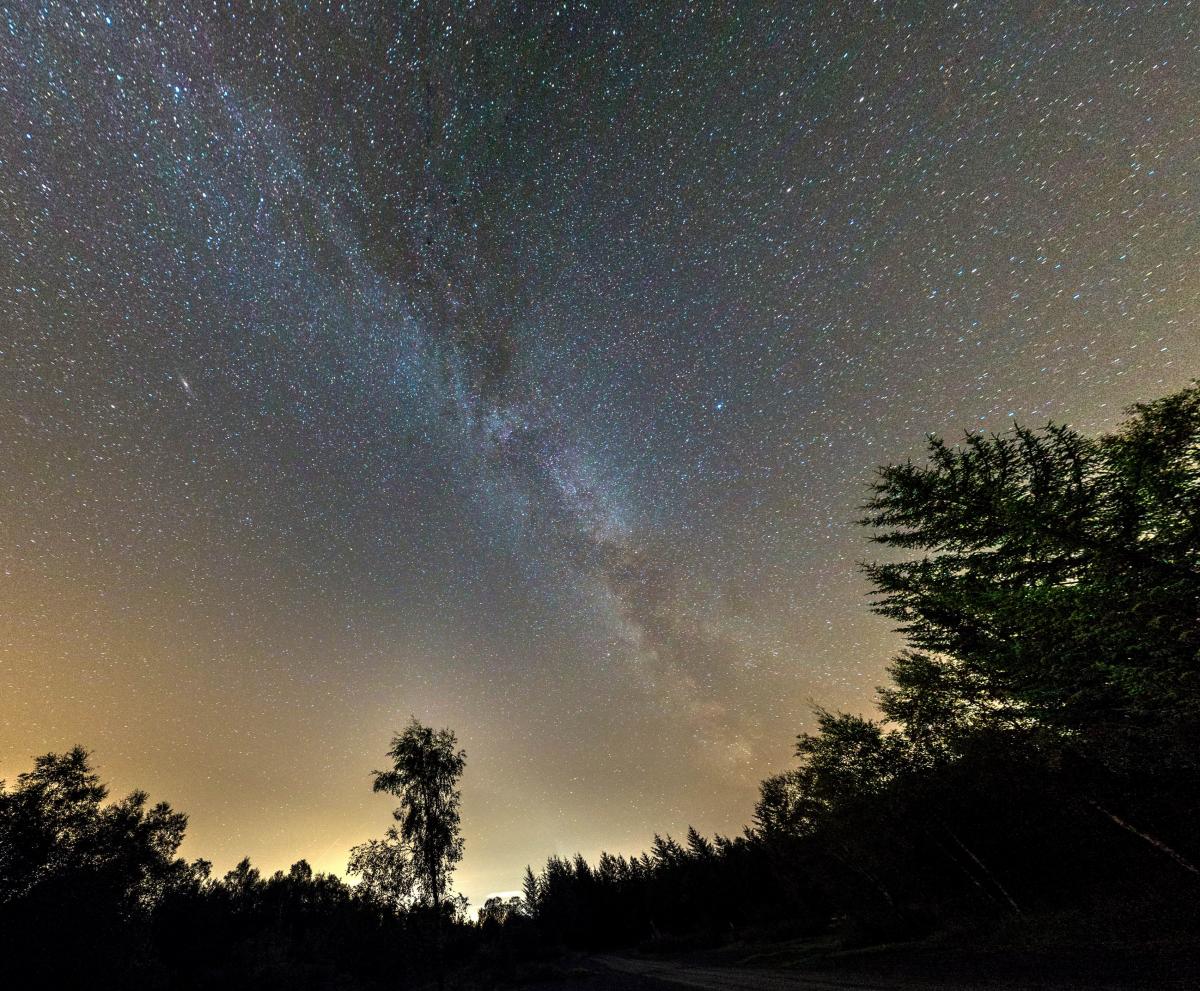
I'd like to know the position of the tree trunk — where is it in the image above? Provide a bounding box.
[940,823,1022,916]
[931,833,1005,909]
[830,843,896,910]
[1088,799,1200,877]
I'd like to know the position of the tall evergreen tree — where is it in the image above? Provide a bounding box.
[861,384,1200,771]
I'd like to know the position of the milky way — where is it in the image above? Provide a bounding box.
[3,1,1199,906]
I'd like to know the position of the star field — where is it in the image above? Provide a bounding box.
[2,1,1198,907]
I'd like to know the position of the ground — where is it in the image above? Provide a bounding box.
[495,943,1200,991]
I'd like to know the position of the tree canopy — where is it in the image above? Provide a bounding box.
[369,718,467,913]
[861,383,1200,770]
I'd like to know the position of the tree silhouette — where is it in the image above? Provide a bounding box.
[0,747,192,984]
[861,384,1200,773]
[348,826,417,911]
[369,719,466,989]
[516,385,1200,956]
[4,385,1198,981]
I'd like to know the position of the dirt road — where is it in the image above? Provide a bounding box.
[593,951,1189,991]
[596,954,930,990]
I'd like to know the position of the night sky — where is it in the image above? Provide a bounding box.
[3,1,1198,907]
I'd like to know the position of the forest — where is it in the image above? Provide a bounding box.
[3,383,1197,989]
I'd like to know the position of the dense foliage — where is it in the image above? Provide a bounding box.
[0,733,471,989]
[368,719,467,914]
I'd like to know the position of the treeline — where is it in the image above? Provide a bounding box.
[0,724,473,989]
[516,383,1200,950]
[0,739,472,979]
[513,829,824,949]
